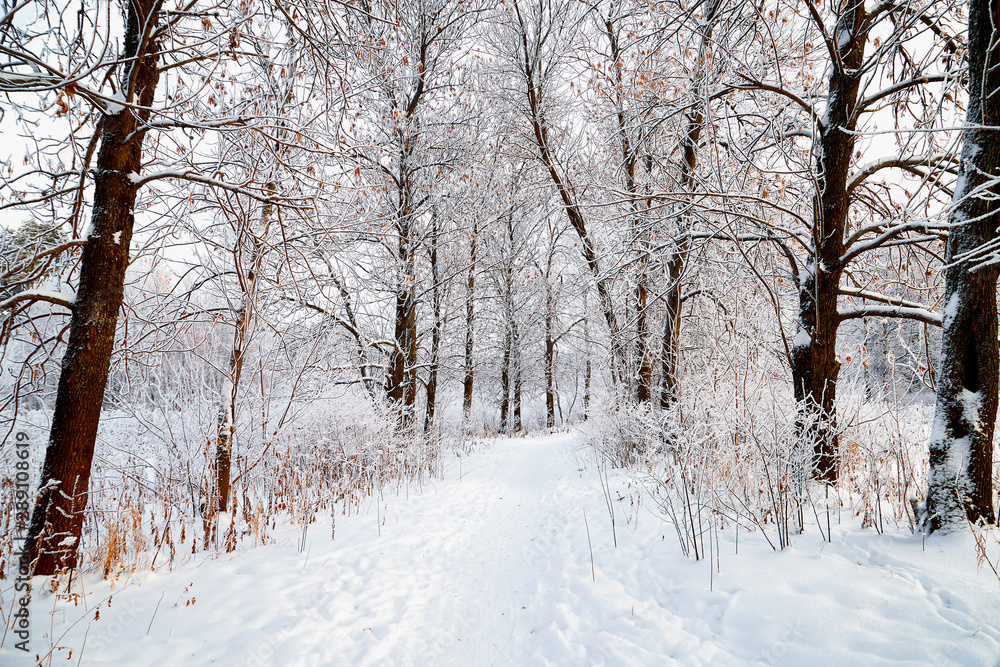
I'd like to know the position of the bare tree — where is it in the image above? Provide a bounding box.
[2,0,273,574]
[726,0,958,481]
[507,0,625,388]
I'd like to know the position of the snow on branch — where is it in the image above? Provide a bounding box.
[0,240,87,282]
[731,73,817,118]
[131,170,301,204]
[0,289,75,311]
[838,304,942,326]
[841,220,947,265]
[0,71,64,90]
[839,286,936,312]
[846,153,958,195]
[859,73,952,111]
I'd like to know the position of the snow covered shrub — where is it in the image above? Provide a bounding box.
[586,370,943,559]
[837,388,932,533]
[641,403,723,560]
[0,377,463,582]
[583,395,654,467]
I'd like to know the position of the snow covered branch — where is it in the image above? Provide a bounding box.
[0,289,75,311]
[838,304,942,326]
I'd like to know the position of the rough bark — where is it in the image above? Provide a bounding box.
[499,241,521,434]
[545,286,556,428]
[512,320,523,432]
[583,311,591,421]
[383,20,429,431]
[385,140,420,429]
[926,0,1000,531]
[790,4,870,483]
[25,0,161,575]
[500,319,516,433]
[386,249,418,428]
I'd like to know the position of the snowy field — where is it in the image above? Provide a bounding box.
[5,432,1000,666]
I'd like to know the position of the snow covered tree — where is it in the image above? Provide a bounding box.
[730,0,958,481]
[925,0,1000,532]
[506,0,626,390]
[2,0,279,574]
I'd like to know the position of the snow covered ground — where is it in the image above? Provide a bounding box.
[5,432,1000,665]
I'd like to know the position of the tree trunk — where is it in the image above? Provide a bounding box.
[424,210,443,433]
[25,0,161,575]
[463,220,478,419]
[500,318,512,433]
[499,273,522,435]
[216,198,273,513]
[635,277,652,404]
[926,0,1000,531]
[659,0,719,408]
[386,269,418,428]
[545,290,556,428]
[790,4,869,483]
[385,154,419,429]
[583,310,591,421]
[791,263,843,482]
[512,318,522,432]
[660,255,683,408]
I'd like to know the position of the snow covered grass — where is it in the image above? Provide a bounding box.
[2,432,999,665]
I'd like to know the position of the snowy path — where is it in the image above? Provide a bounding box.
[9,432,1000,666]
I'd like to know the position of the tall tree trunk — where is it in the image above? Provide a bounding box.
[384,48,426,431]
[500,261,522,434]
[424,210,443,432]
[463,220,478,418]
[791,4,870,483]
[386,266,418,428]
[512,318,522,432]
[545,286,556,428]
[385,153,419,429]
[514,4,624,387]
[583,307,591,421]
[659,0,719,408]
[25,0,161,575]
[500,317,512,433]
[926,0,1000,531]
[791,259,844,483]
[659,254,684,408]
[216,198,273,513]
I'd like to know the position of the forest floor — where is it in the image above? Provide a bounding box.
[7,432,1000,666]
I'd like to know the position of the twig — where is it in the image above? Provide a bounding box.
[147,591,165,635]
[583,509,595,583]
[76,626,88,667]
